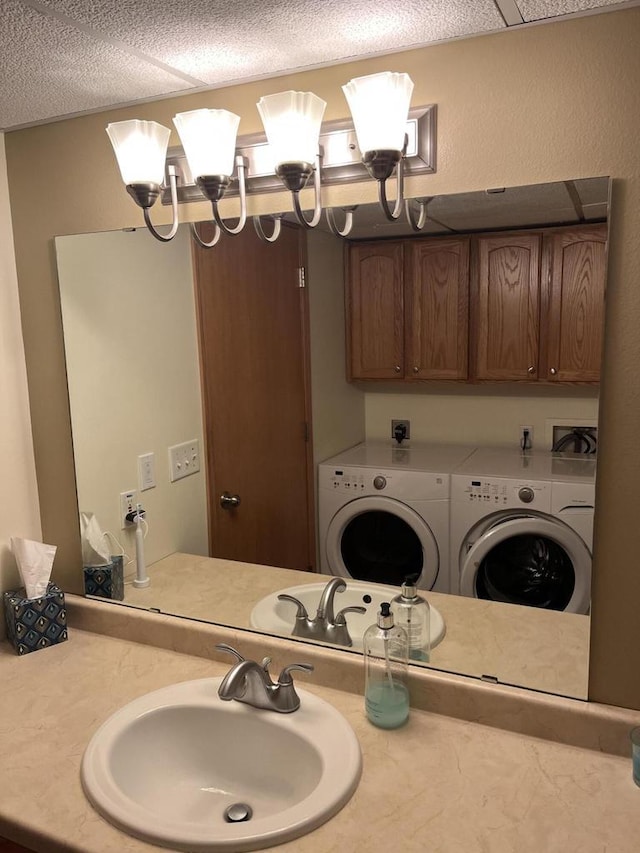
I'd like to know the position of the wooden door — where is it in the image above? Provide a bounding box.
[346,241,405,379]
[192,223,315,571]
[541,224,608,383]
[405,237,470,380]
[472,232,542,381]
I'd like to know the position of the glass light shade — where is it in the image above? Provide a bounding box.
[257,91,326,168]
[342,72,414,153]
[173,109,240,179]
[106,120,171,185]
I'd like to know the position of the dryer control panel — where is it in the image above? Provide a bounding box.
[452,476,552,511]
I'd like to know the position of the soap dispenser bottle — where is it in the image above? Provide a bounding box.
[392,574,431,662]
[363,602,409,729]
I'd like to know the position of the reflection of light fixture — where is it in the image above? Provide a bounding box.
[106,74,436,247]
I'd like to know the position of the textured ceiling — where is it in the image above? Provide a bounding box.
[0,0,636,131]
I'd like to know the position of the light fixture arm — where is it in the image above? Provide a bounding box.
[253,214,283,243]
[325,206,357,238]
[190,221,222,249]
[208,155,248,235]
[288,153,322,229]
[405,196,430,232]
[376,151,405,222]
[130,165,180,243]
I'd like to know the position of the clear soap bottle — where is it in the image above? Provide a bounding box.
[363,602,409,729]
[392,575,431,662]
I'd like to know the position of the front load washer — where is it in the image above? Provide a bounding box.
[450,449,596,613]
[318,442,476,593]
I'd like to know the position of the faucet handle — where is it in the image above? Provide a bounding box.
[278,662,314,685]
[215,643,245,662]
[335,605,367,624]
[277,594,309,619]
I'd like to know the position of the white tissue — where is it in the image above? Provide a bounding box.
[11,537,57,600]
[80,511,111,567]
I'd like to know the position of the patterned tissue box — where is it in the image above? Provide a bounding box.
[83,555,124,601]
[3,583,68,655]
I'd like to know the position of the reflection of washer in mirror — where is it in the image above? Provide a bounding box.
[450,449,595,614]
[318,442,477,593]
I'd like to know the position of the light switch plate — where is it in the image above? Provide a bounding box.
[168,439,201,483]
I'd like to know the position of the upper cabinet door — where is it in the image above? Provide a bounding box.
[405,237,470,380]
[472,233,542,381]
[346,241,405,379]
[542,224,608,384]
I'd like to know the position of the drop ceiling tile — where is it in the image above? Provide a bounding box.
[37,1,506,84]
[0,0,193,129]
[516,0,627,22]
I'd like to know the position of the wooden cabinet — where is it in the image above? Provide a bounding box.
[346,237,470,380]
[541,225,608,383]
[346,224,607,385]
[471,224,607,383]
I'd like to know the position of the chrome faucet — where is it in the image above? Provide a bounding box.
[215,643,314,713]
[277,577,366,647]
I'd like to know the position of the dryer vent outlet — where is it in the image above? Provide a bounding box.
[391,420,410,443]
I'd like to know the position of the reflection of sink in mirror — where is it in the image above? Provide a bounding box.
[81,677,362,852]
[251,580,446,651]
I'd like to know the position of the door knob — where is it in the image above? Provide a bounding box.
[527,366,536,375]
[220,492,241,509]
[549,367,558,376]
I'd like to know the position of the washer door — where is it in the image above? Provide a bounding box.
[325,496,439,590]
[460,514,591,614]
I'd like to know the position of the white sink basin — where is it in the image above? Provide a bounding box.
[250,580,445,652]
[81,677,361,852]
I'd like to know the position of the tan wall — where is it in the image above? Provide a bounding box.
[5,8,640,707]
[56,227,208,571]
[0,134,42,637]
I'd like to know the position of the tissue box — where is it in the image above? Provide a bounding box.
[3,583,68,655]
[83,555,124,601]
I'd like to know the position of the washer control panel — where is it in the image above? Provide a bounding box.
[320,465,449,501]
[453,476,551,510]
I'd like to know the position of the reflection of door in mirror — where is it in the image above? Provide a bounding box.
[191,222,315,570]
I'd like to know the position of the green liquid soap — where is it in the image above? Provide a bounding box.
[365,680,410,729]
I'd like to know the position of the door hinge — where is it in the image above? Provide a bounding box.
[303,422,310,442]
[297,266,306,288]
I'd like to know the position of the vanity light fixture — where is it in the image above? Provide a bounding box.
[106,72,436,247]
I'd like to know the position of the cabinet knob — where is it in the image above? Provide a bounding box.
[394,365,401,373]
[549,367,558,376]
[413,366,420,374]
[527,366,536,375]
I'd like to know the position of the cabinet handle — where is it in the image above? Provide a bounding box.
[527,366,536,375]
[549,367,557,376]
[413,366,420,374]
[394,365,401,373]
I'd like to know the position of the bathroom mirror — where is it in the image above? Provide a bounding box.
[55,177,609,701]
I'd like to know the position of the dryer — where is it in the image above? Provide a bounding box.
[450,448,596,613]
[318,442,476,593]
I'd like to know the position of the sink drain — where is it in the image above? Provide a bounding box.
[224,803,253,823]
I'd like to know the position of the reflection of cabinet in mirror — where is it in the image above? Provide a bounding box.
[472,224,607,383]
[346,238,470,380]
[347,224,607,385]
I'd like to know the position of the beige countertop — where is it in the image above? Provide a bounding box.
[0,617,638,853]
[114,553,589,698]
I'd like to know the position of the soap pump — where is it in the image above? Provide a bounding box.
[392,574,431,662]
[363,602,409,729]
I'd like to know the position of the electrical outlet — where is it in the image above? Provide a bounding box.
[169,439,201,483]
[120,490,137,529]
[391,419,411,442]
[519,425,533,450]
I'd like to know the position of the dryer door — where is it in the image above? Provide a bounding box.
[325,496,439,590]
[460,515,591,613]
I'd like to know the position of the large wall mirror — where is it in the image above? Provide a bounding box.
[55,176,609,702]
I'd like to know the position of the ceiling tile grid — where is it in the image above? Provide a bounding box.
[0,0,192,129]
[1,0,636,130]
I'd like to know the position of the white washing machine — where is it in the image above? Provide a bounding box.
[450,448,596,613]
[318,442,476,593]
